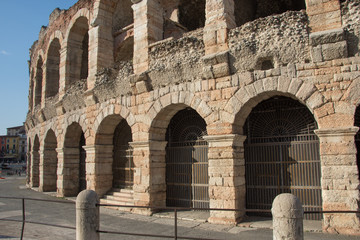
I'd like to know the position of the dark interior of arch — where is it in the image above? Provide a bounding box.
[354,106,360,181]
[166,108,207,143]
[234,0,306,26]
[35,58,43,106]
[178,0,206,31]
[46,39,60,98]
[244,96,317,142]
[113,0,134,33]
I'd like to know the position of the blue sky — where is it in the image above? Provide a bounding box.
[0,1,78,135]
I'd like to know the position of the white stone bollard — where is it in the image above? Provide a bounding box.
[272,193,304,240]
[76,190,100,240]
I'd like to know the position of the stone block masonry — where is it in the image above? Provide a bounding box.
[26,0,360,235]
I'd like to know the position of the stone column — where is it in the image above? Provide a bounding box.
[315,127,360,235]
[83,145,113,197]
[132,0,163,74]
[305,0,341,33]
[30,150,40,188]
[305,0,347,63]
[203,134,247,224]
[26,152,31,185]
[56,147,80,197]
[58,47,67,99]
[87,3,114,91]
[204,0,235,55]
[130,140,167,214]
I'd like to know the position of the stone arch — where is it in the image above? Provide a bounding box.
[94,113,133,195]
[234,0,306,27]
[225,77,323,133]
[242,96,322,219]
[31,135,40,188]
[45,38,61,99]
[34,55,44,106]
[162,0,206,39]
[93,103,134,134]
[61,122,87,196]
[40,129,58,192]
[148,91,212,141]
[64,9,90,90]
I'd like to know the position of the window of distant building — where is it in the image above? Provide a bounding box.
[13,139,16,143]
[7,139,9,143]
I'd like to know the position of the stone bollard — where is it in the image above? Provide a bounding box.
[76,190,100,240]
[272,193,304,240]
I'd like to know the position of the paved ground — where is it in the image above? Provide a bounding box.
[0,176,359,240]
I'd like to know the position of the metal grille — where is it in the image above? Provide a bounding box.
[244,97,322,220]
[79,133,86,192]
[166,108,209,209]
[113,120,133,189]
[166,140,209,208]
[354,107,360,182]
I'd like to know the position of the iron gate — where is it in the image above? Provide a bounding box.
[244,97,322,220]
[245,134,322,220]
[166,140,209,208]
[113,145,134,189]
[113,119,134,189]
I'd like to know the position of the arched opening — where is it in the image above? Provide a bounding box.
[165,108,209,208]
[113,0,134,64]
[354,106,360,182]
[113,119,133,189]
[67,17,89,89]
[95,114,133,197]
[243,96,321,220]
[46,39,60,99]
[64,123,86,195]
[29,70,34,110]
[42,130,58,192]
[34,57,43,106]
[32,136,40,187]
[27,140,32,185]
[163,0,206,39]
[234,0,306,27]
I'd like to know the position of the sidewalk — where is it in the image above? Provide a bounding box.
[0,176,358,240]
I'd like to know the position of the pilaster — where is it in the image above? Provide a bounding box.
[83,145,113,197]
[132,0,163,74]
[56,147,80,197]
[203,134,247,224]
[129,140,167,214]
[315,127,360,235]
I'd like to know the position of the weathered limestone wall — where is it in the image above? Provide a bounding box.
[25,0,360,235]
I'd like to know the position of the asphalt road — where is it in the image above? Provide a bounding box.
[0,176,359,240]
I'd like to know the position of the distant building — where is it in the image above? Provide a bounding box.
[0,125,27,162]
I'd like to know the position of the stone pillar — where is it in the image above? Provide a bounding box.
[39,145,45,192]
[203,134,247,224]
[39,146,58,192]
[130,140,167,214]
[26,152,31,185]
[56,147,80,197]
[58,47,67,99]
[315,127,360,235]
[30,150,40,188]
[204,0,235,55]
[76,190,99,240]
[272,194,304,240]
[305,0,341,33]
[305,0,347,63]
[87,3,114,91]
[83,145,113,197]
[132,0,163,74]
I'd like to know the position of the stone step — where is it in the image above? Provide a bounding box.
[100,198,135,206]
[103,194,133,202]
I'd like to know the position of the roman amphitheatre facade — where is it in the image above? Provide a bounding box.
[26,0,360,235]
